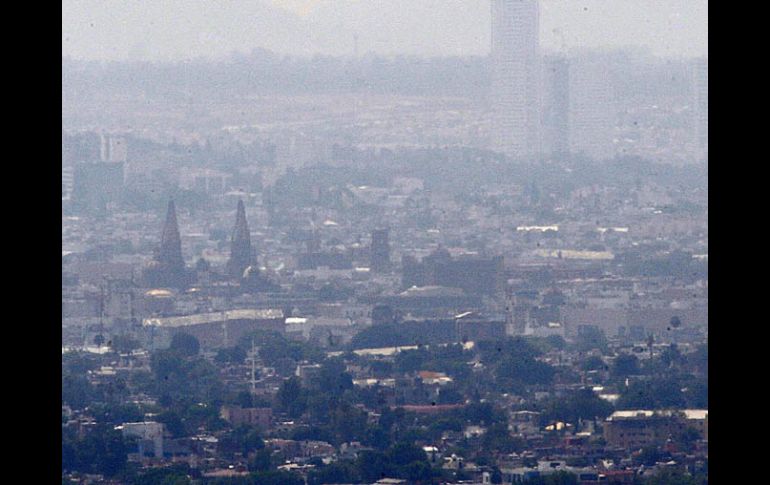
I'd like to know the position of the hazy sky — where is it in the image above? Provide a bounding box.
[62,0,707,61]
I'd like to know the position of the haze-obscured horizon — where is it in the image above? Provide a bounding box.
[62,0,708,61]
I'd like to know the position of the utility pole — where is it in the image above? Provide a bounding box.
[250,338,257,393]
[221,311,228,347]
[647,333,655,361]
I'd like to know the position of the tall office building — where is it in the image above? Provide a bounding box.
[542,55,570,156]
[693,58,708,158]
[490,0,542,159]
[568,55,617,160]
[97,133,128,163]
[370,229,391,273]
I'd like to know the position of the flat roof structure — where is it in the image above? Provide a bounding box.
[143,309,284,328]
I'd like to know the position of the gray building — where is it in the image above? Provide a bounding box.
[490,0,542,158]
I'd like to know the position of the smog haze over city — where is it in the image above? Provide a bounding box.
[62,1,708,484]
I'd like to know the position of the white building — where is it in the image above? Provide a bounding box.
[119,421,164,458]
[178,168,232,195]
[62,164,74,199]
[490,0,542,159]
[100,134,128,163]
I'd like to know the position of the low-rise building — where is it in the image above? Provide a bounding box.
[220,405,273,430]
[604,409,708,449]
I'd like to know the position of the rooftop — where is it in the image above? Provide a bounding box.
[143,308,284,328]
[607,409,708,421]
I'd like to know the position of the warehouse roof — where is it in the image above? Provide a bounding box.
[143,309,284,328]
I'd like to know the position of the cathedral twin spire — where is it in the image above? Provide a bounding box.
[227,199,255,278]
[156,199,184,272]
[151,198,253,286]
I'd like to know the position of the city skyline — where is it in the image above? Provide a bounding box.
[63,0,708,61]
[61,2,708,482]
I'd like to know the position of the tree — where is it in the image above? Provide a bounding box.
[169,333,200,357]
[151,349,182,380]
[574,327,608,353]
[356,450,389,483]
[62,351,101,374]
[277,377,307,417]
[387,441,428,467]
[545,335,567,351]
[612,354,640,378]
[157,411,186,438]
[403,460,434,482]
[235,390,255,408]
[62,374,102,410]
[683,378,708,408]
[215,346,247,364]
[669,316,682,329]
[368,359,394,377]
[497,354,555,387]
[243,330,324,372]
[524,471,578,485]
[249,470,305,485]
[93,334,106,348]
[319,283,353,302]
[350,323,413,349]
[581,355,606,372]
[315,358,354,396]
[395,348,429,373]
[545,471,579,485]
[482,423,525,454]
[437,387,464,405]
[328,400,369,444]
[643,469,706,485]
[617,378,686,410]
[150,348,224,405]
[688,344,708,376]
[660,344,684,368]
[219,425,265,457]
[62,426,128,477]
[540,389,614,426]
[130,464,192,485]
[307,461,359,485]
[478,337,555,389]
[491,467,503,484]
[248,448,274,472]
[89,402,144,425]
[111,334,141,354]
[464,402,497,425]
[675,426,702,453]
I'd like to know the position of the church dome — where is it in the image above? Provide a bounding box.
[145,288,174,298]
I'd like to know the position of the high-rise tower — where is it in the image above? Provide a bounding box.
[490,0,542,159]
[370,229,391,273]
[227,199,255,278]
[567,54,617,160]
[693,57,708,159]
[542,55,569,156]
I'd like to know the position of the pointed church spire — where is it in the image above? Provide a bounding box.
[156,199,184,271]
[228,199,254,278]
